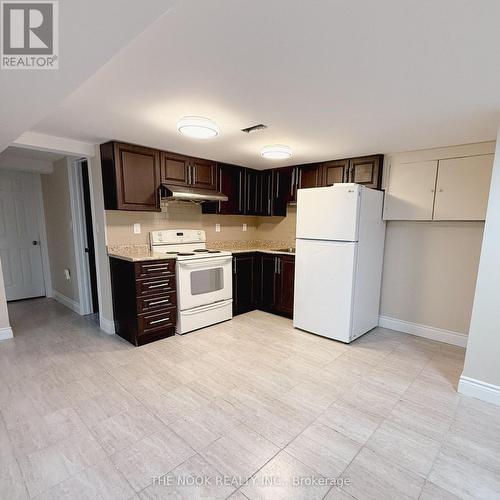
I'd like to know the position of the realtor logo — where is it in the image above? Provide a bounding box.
[1,1,58,69]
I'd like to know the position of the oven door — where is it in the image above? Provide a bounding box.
[176,256,233,311]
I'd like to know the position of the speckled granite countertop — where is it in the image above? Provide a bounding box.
[107,244,177,262]
[107,241,295,262]
[224,248,295,255]
[209,240,295,255]
[108,251,177,262]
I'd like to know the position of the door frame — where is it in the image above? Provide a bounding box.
[67,158,94,315]
[9,133,113,335]
[33,173,53,298]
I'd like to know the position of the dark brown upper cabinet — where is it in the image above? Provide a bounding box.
[323,159,350,186]
[272,167,293,215]
[297,163,323,190]
[202,163,245,215]
[348,155,383,189]
[101,142,161,211]
[191,158,217,190]
[160,152,217,191]
[244,168,260,215]
[258,170,274,216]
[160,151,190,187]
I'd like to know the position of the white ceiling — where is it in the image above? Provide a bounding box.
[32,0,500,169]
[0,0,178,152]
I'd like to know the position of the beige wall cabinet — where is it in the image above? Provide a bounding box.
[433,155,493,221]
[384,154,493,221]
[383,160,438,220]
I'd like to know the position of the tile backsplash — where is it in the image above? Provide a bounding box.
[105,201,297,248]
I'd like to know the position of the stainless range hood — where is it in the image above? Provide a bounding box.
[161,184,228,202]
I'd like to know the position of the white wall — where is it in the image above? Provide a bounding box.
[380,221,484,335]
[89,149,115,333]
[41,159,80,304]
[460,129,500,404]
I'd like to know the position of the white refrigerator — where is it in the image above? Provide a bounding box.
[293,184,385,343]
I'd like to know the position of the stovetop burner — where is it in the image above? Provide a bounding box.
[177,252,195,256]
[193,249,209,253]
[166,251,179,254]
[208,250,221,253]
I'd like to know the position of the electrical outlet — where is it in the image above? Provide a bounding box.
[133,223,141,234]
[215,223,221,233]
[242,223,247,232]
[64,269,71,281]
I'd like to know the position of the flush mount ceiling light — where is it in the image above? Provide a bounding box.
[177,116,220,139]
[261,144,292,160]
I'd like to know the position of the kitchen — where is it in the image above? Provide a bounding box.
[1,2,500,499]
[102,139,490,350]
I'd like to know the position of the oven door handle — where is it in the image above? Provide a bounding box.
[177,256,233,268]
[181,299,233,315]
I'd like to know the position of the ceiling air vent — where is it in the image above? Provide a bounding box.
[241,124,268,133]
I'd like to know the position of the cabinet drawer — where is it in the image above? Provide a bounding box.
[136,275,176,296]
[138,308,176,334]
[135,260,175,279]
[137,292,176,313]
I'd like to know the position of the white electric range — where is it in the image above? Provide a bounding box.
[150,229,233,334]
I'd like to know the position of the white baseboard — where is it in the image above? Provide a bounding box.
[378,315,468,347]
[53,291,81,315]
[99,316,115,335]
[458,375,500,407]
[0,326,13,340]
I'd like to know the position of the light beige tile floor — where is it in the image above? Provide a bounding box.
[1,298,500,499]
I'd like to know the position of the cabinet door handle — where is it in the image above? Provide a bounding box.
[150,317,170,325]
[148,283,167,289]
[276,171,280,198]
[298,169,302,188]
[233,258,237,274]
[290,168,295,196]
[438,188,444,192]
[218,168,222,212]
[238,171,243,213]
[149,299,170,306]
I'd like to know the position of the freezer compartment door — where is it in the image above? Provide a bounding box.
[293,238,356,342]
[296,184,360,241]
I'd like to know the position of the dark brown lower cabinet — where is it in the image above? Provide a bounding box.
[232,253,258,315]
[233,252,295,319]
[278,255,295,316]
[109,258,177,346]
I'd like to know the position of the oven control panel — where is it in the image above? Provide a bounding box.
[150,229,206,245]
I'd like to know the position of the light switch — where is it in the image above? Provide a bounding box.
[215,223,221,233]
[133,223,141,234]
[242,223,247,232]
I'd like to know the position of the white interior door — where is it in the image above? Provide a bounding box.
[383,160,438,220]
[0,170,46,300]
[433,154,493,220]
